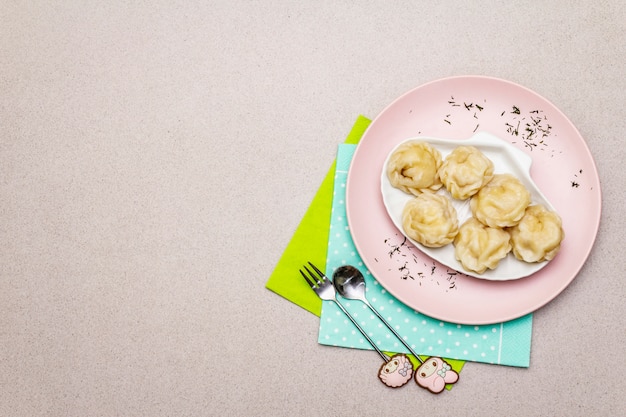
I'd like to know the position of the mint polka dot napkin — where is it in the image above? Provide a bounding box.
[318,144,533,367]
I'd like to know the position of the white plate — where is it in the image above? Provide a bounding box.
[381,132,554,281]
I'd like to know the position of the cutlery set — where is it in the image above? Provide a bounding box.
[300,262,459,393]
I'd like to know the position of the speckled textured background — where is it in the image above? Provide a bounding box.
[1,1,624,415]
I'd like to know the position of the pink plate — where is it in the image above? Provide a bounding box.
[346,76,601,324]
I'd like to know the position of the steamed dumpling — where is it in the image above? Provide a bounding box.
[402,193,458,248]
[453,218,512,274]
[509,204,564,262]
[387,141,443,196]
[470,174,531,228]
[438,145,494,200]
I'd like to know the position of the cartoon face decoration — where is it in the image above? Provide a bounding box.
[378,354,414,388]
[414,356,459,394]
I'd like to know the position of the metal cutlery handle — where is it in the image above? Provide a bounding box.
[331,299,389,362]
[362,298,423,363]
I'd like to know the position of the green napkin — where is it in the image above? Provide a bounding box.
[265,116,371,316]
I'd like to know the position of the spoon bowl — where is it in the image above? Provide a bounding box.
[332,265,367,300]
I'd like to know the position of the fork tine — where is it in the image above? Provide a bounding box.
[307,262,326,282]
[303,264,322,286]
[299,269,316,288]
